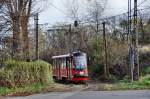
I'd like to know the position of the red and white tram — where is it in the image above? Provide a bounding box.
[52,51,88,82]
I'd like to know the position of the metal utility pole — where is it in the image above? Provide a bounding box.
[102,21,108,78]
[128,0,134,82]
[34,13,39,60]
[133,0,139,80]
[128,0,132,43]
[68,24,72,80]
[128,0,139,81]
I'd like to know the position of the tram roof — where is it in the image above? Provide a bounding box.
[52,54,71,59]
[52,51,86,59]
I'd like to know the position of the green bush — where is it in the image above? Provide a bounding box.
[141,66,150,75]
[108,75,118,83]
[120,75,130,83]
[0,60,53,88]
[139,75,150,86]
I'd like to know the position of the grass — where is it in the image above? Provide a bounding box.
[141,66,150,75]
[97,82,150,91]
[98,75,150,91]
[0,83,73,96]
[0,83,48,96]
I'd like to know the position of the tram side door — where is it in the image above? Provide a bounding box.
[67,57,72,80]
[56,58,60,79]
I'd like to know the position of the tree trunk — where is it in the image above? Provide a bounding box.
[12,14,22,60]
[20,16,30,61]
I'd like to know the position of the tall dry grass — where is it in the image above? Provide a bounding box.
[0,60,53,88]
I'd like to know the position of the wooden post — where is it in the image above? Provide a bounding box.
[134,0,139,80]
[103,21,108,78]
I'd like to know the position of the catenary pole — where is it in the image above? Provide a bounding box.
[134,0,140,80]
[34,13,39,60]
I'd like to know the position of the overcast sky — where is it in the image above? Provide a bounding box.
[39,0,146,26]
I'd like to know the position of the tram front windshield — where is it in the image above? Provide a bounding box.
[75,55,87,70]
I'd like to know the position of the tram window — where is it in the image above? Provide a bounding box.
[55,60,57,69]
[72,59,75,69]
[67,58,72,69]
[69,62,72,69]
[53,60,55,69]
[56,59,59,69]
[64,59,67,69]
[74,55,87,70]
[54,59,56,69]
[53,60,54,69]
[66,60,69,68]
[59,59,61,69]
[63,58,66,69]
[52,60,54,69]
[61,58,63,69]
[58,59,60,69]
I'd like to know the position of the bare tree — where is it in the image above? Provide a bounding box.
[63,0,90,21]
[86,0,108,78]
[0,0,33,60]
[0,0,50,60]
[66,0,79,20]
[86,0,107,34]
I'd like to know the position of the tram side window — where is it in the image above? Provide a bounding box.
[72,58,75,69]
[56,59,59,69]
[63,58,66,69]
[61,58,63,69]
[55,59,57,69]
[53,60,55,69]
[59,59,62,69]
[66,58,72,69]
[66,59,69,69]
[57,59,60,69]
[60,58,66,69]
[53,59,55,69]
[52,60,54,69]
[52,59,54,69]
[54,59,57,69]
[66,58,71,69]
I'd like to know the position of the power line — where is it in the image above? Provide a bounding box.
[48,1,150,25]
[50,0,149,17]
[49,3,68,16]
[138,0,149,7]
